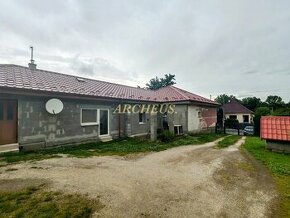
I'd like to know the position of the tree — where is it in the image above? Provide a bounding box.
[146,74,176,90]
[265,95,285,110]
[272,107,290,116]
[241,97,262,111]
[216,108,223,127]
[253,107,271,136]
[214,94,235,105]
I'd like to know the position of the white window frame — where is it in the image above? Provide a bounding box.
[174,125,183,135]
[80,108,99,126]
[139,112,146,124]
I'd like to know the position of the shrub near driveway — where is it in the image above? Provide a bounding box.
[0,133,224,164]
[243,137,290,217]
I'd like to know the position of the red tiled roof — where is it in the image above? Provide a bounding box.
[0,64,218,105]
[260,116,290,141]
[221,99,253,114]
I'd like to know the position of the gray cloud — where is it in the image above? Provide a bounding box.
[70,56,129,78]
[243,70,258,75]
[0,0,290,101]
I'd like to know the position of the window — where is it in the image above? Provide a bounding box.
[229,115,237,120]
[139,112,146,124]
[198,111,201,118]
[174,125,183,135]
[81,109,98,126]
[243,115,249,123]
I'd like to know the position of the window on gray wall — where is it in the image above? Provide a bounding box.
[139,112,146,124]
[81,109,98,126]
[174,125,183,135]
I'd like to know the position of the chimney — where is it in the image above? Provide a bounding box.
[28,46,37,70]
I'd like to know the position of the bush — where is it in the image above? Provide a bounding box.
[224,118,239,128]
[272,107,290,116]
[158,130,175,142]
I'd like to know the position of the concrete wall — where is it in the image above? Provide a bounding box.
[167,105,188,133]
[18,97,124,149]
[266,141,290,153]
[188,105,217,133]
[225,113,253,123]
[3,93,218,149]
[17,97,196,148]
[128,112,150,137]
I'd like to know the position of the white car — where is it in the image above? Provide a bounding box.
[244,126,254,135]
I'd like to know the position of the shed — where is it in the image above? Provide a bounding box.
[260,116,290,153]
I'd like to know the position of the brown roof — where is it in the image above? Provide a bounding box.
[0,64,218,105]
[221,99,253,114]
[260,116,290,141]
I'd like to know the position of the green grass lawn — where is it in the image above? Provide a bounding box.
[217,135,241,148]
[0,184,103,218]
[243,137,290,217]
[0,133,223,164]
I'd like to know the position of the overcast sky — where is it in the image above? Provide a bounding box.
[1,0,290,101]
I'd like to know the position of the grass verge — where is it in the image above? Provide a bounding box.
[0,133,223,164]
[0,184,103,218]
[217,135,241,148]
[243,137,290,217]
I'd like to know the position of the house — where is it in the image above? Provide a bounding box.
[221,99,254,124]
[0,64,219,151]
[260,116,290,153]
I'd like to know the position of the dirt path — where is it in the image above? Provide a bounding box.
[0,137,277,217]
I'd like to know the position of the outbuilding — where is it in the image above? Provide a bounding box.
[260,116,290,153]
[221,99,254,124]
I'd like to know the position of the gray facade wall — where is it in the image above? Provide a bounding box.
[167,105,188,133]
[129,112,150,136]
[14,96,150,149]
[2,93,217,150]
[18,97,120,149]
[188,105,217,133]
[165,104,217,134]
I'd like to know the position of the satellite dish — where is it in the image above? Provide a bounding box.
[45,98,64,115]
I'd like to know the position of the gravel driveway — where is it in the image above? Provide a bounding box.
[0,137,277,217]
